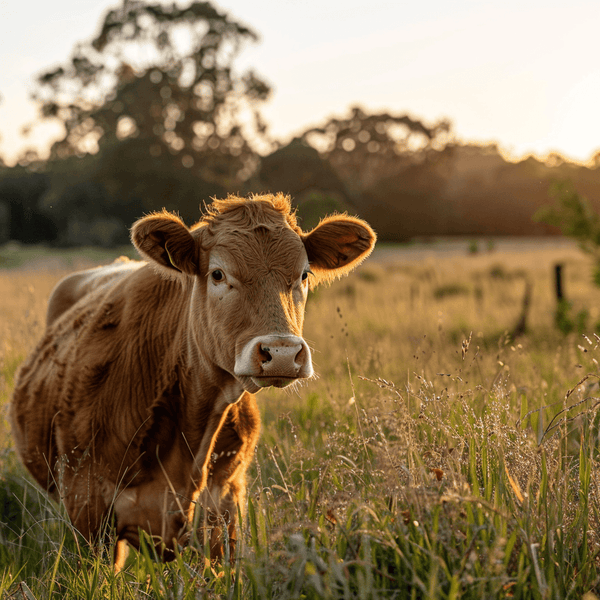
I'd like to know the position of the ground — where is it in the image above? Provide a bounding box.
[1,237,600,599]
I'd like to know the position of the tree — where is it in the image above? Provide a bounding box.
[258,137,349,201]
[301,106,452,197]
[535,182,600,283]
[33,0,271,189]
[0,167,56,243]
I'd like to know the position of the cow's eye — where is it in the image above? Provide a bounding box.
[211,269,224,282]
[301,269,313,282]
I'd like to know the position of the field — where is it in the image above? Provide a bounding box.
[2,239,600,599]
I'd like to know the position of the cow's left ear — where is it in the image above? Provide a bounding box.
[131,211,198,277]
[302,215,376,287]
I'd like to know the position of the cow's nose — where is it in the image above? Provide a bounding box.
[235,334,313,387]
[259,341,304,374]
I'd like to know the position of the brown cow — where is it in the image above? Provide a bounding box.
[9,193,375,570]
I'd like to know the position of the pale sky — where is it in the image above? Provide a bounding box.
[1,0,600,165]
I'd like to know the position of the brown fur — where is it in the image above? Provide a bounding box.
[9,193,375,569]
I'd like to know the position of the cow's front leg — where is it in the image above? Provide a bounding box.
[58,460,111,544]
[204,473,246,560]
[112,469,190,570]
[114,538,130,572]
[190,393,260,560]
[198,432,251,561]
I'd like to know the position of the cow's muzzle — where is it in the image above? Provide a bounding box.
[235,335,313,389]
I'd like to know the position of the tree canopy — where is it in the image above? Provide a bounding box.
[301,106,452,195]
[34,0,271,187]
[2,2,598,247]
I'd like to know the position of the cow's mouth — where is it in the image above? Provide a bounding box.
[251,376,298,389]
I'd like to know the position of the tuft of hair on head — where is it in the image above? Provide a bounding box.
[201,193,301,234]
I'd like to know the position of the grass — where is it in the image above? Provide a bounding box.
[0,242,137,270]
[2,241,600,598]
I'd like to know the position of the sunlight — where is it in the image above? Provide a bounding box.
[551,70,600,164]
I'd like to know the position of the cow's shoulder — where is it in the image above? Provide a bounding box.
[43,262,186,463]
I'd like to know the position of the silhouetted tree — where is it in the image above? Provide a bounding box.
[0,168,56,243]
[535,183,600,279]
[255,137,356,229]
[301,106,452,198]
[33,0,270,194]
[41,142,226,245]
[26,0,271,244]
[258,137,348,199]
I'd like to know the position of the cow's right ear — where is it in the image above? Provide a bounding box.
[131,211,198,277]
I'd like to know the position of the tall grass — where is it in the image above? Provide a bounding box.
[2,243,600,598]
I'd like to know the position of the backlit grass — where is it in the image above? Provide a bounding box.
[2,242,600,598]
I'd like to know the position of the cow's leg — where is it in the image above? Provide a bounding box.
[58,462,110,545]
[195,394,260,561]
[203,436,252,560]
[112,472,191,567]
[206,478,244,560]
[114,538,130,572]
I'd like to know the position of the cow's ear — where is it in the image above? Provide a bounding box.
[302,215,376,287]
[131,211,198,277]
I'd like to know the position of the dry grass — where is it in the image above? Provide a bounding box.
[2,241,600,598]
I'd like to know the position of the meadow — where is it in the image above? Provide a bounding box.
[2,239,600,599]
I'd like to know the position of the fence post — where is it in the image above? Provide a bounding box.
[554,264,563,301]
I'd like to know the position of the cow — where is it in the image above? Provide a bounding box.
[9,193,375,570]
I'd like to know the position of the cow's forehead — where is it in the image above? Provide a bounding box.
[208,225,307,282]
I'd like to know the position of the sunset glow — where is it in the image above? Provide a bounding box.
[1,0,599,165]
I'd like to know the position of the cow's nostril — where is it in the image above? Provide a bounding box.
[259,345,272,364]
[294,345,305,366]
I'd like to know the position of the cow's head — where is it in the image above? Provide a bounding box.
[131,194,375,395]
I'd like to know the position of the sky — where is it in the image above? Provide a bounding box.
[1,0,600,165]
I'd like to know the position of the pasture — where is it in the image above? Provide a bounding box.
[1,239,600,599]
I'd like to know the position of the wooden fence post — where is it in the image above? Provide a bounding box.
[554,264,563,301]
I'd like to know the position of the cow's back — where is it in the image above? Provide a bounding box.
[46,257,143,326]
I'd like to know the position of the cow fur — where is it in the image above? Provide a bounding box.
[9,193,375,570]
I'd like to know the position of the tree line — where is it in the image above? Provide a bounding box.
[2,0,600,246]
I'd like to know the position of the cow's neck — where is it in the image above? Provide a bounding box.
[179,322,245,421]
[136,271,246,490]
[162,292,246,488]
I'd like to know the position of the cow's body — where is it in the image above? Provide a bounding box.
[9,194,375,569]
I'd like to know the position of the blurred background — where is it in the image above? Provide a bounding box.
[1,0,600,247]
